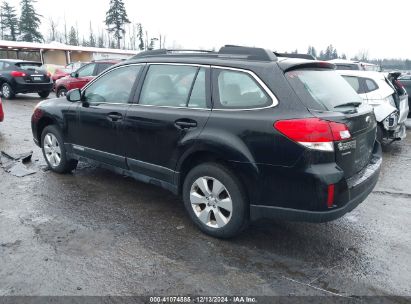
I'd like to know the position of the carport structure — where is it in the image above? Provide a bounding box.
[0,40,138,65]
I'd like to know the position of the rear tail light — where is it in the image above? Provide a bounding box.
[11,71,26,77]
[274,118,351,152]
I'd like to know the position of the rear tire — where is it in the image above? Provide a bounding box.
[182,162,249,238]
[1,83,15,99]
[38,91,50,98]
[56,88,67,98]
[41,125,78,173]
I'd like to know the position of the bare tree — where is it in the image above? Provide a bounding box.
[48,18,59,42]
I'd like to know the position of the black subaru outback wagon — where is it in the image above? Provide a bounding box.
[31,46,382,238]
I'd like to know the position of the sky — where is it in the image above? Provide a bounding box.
[5,0,411,59]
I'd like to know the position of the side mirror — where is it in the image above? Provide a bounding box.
[70,72,78,78]
[66,89,81,102]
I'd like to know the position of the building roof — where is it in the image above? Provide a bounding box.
[0,40,138,56]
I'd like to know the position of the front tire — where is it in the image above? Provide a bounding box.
[56,88,67,98]
[1,83,15,99]
[182,163,249,238]
[41,125,78,173]
[38,91,50,98]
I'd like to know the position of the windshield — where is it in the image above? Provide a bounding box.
[16,62,43,70]
[286,69,363,111]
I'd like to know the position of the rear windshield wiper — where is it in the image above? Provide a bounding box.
[334,102,362,108]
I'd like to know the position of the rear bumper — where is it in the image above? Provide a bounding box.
[250,143,382,222]
[12,78,53,93]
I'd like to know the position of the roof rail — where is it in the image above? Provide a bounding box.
[133,49,214,58]
[132,45,278,62]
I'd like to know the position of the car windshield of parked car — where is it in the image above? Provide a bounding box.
[286,69,363,111]
[16,62,43,70]
[83,65,142,104]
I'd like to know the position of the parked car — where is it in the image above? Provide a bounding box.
[0,59,53,99]
[328,59,381,72]
[0,97,4,122]
[398,74,411,117]
[52,67,71,82]
[32,46,382,238]
[55,60,120,97]
[337,70,409,141]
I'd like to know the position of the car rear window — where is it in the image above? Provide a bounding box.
[286,69,362,111]
[15,62,43,70]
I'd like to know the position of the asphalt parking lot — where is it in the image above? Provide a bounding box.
[0,94,410,297]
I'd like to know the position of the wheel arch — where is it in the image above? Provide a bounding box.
[176,148,260,204]
[36,115,59,144]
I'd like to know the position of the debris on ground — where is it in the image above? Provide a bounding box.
[0,150,36,177]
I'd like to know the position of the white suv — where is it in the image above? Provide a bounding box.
[336,70,409,141]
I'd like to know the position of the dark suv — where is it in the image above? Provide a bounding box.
[31,46,382,238]
[0,59,53,99]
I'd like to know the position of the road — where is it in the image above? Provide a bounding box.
[0,94,410,297]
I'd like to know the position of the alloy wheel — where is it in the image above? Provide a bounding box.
[43,133,62,167]
[2,85,10,98]
[190,176,233,228]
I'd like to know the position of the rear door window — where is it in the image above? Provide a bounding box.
[213,69,270,109]
[95,63,113,75]
[188,68,207,108]
[139,64,198,107]
[286,69,362,111]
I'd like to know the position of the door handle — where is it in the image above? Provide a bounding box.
[175,119,197,129]
[107,113,123,122]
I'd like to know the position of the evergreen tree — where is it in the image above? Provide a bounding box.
[105,0,130,48]
[97,30,105,48]
[68,26,78,46]
[137,23,144,50]
[89,22,96,47]
[341,53,347,59]
[319,50,325,60]
[19,0,43,42]
[332,48,338,59]
[1,1,19,41]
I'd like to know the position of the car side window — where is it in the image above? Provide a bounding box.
[139,65,198,107]
[77,63,96,77]
[188,68,206,108]
[95,63,113,75]
[365,79,378,92]
[214,69,270,109]
[342,76,361,93]
[83,65,142,104]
